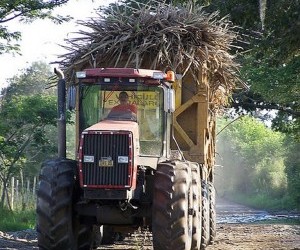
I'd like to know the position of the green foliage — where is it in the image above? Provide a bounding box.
[215,116,291,210]
[0,61,77,211]
[0,61,58,209]
[262,0,300,62]
[0,207,35,231]
[3,61,55,98]
[229,192,297,213]
[219,116,285,166]
[1,95,57,127]
[0,95,57,186]
[284,136,300,209]
[200,0,261,30]
[242,56,299,106]
[244,1,299,135]
[240,51,300,139]
[0,0,71,54]
[0,27,21,53]
[201,0,300,62]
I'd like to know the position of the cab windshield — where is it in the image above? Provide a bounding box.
[79,84,164,156]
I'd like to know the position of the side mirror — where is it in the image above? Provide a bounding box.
[164,88,175,113]
[67,85,76,110]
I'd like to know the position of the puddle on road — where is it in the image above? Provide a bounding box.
[217,213,300,224]
[216,202,300,224]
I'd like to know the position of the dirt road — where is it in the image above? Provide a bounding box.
[97,199,300,250]
[0,199,299,250]
[206,199,300,250]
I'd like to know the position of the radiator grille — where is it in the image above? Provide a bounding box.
[80,132,131,187]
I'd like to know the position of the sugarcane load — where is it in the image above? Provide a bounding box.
[36,1,241,249]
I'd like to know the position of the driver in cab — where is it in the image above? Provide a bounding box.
[107,91,137,120]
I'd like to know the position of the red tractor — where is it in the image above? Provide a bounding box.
[36,67,216,250]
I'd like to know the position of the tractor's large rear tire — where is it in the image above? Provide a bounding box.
[152,161,193,250]
[208,182,216,244]
[191,163,201,250]
[36,158,93,250]
[200,180,210,249]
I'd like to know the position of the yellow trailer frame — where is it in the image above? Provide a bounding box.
[172,68,216,180]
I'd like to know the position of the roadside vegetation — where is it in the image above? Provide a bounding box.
[216,116,299,212]
[0,207,35,231]
[0,62,74,231]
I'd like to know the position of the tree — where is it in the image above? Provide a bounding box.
[199,0,299,61]
[0,94,57,209]
[284,136,300,209]
[215,116,288,208]
[2,61,55,98]
[0,61,75,209]
[0,0,71,54]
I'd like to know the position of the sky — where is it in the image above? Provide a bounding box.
[0,0,115,90]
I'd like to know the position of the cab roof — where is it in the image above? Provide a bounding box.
[81,68,165,79]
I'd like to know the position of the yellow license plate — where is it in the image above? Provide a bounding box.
[99,159,113,167]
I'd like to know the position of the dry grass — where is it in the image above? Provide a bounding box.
[58,1,242,108]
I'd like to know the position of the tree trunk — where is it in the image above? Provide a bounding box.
[0,178,7,209]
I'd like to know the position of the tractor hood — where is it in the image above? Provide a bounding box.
[85,120,139,134]
[84,120,140,155]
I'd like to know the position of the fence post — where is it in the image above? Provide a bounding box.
[26,179,30,205]
[27,179,30,193]
[16,179,19,208]
[11,177,14,210]
[33,176,37,195]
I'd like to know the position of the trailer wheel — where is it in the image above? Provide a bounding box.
[36,158,93,250]
[191,163,201,250]
[208,182,216,244]
[201,180,210,249]
[152,161,193,250]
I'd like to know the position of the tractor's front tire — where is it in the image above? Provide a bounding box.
[152,161,193,250]
[36,158,93,250]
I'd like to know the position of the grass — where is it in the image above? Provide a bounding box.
[227,193,298,212]
[0,207,36,231]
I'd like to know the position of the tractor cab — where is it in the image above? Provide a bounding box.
[75,68,175,157]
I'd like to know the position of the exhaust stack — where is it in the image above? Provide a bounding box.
[54,68,66,158]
